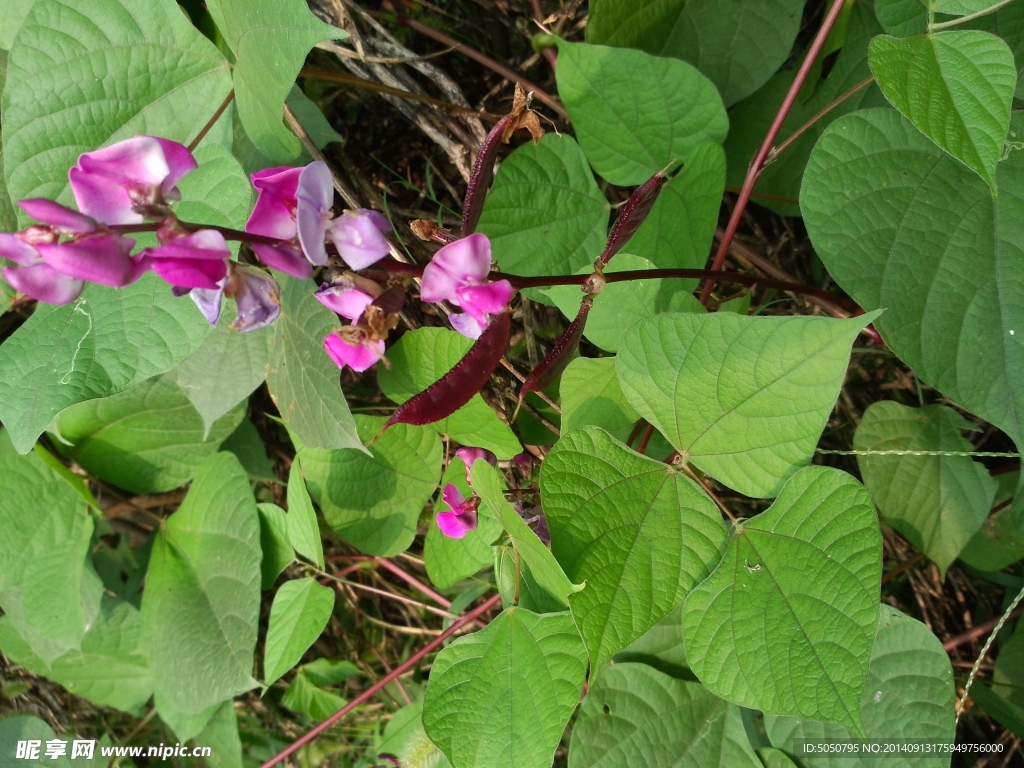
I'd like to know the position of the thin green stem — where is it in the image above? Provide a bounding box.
[930,0,1018,31]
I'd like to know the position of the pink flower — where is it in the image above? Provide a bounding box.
[324,331,385,372]
[184,265,281,332]
[0,199,142,304]
[436,483,479,539]
[69,136,197,225]
[140,229,231,290]
[454,447,497,485]
[420,234,513,337]
[314,277,376,322]
[246,161,392,274]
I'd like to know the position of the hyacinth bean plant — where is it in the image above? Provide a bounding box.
[3,0,1024,765]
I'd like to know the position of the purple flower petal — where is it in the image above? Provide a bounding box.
[456,279,514,324]
[17,199,97,233]
[420,258,463,304]
[442,483,467,510]
[449,312,484,340]
[247,166,303,240]
[324,332,385,372]
[35,235,138,287]
[153,137,199,190]
[76,136,174,185]
[229,266,281,332]
[436,509,478,539]
[252,243,312,279]
[296,162,334,266]
[330,210,392,270]
[190,283,225,326]
[361,209,393,233]
[252,166,303,198]
[314,279,375,322]
[148,229,231,260]
[454,447,497,486]
[0,234,41,266]
[151,256,228,290]
[434,233,492,283]
[68,167,139,225]
[3,264,84,304]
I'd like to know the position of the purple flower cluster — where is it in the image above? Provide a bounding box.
[436,447,498,539]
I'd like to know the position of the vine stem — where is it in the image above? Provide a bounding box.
[956,582,1024,725]
[930,0,1018,31]
[187,90,234,153]
[698,0,850,305]
[258,593,502,768]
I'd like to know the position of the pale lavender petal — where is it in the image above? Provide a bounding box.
[456,279,514,324]
[151,257,228,290]
[18,199,97,233]
[153,137,199,189]
[449,312,483,340]
[420,259,461,303]
[361,209,393,233]
[296,162,334,266]
[190,283,225,326]
[324,332,385,372]
[330,210,391,270]
[0,234,41,266]
[441,483,467,511]
[69,166,140,225]
[436,509,478,539]
[314,281,374,322]
[230,266,281,332]
[431,233,492,284]
[36,235,138,287]
[252,243,312,279]
[3,264,84,304]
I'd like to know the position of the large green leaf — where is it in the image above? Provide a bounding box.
[0,717,71,768]
[960,471,1024,570]
[194,700,244,768]
[620,142,725,274]
[299,416,442,557]
[257,502,294,591]
[472,461,581,607]
[555,41,728,186]
[422,608,587,768]
[869,31,1015,191]
[377,701,452,768]
[287,460,325,569]
[801,108,1024,450]
[266,274,362,452]
[424,458,503,590]
[724,2,887,216]
[476,133,609,278]
[54,375,245,494]
[616,312,875,498]
[262,578,335,686]
[586,0,803,106]
[559,357,639,434]
[994,619,1024,708]
[875,0,929,36]
[205,0,344,162]
[542,427,727,673]
[0,274,215,454]
[683,467,882,734]
[569,663,762,767]
[3,0,231,208]
[141,452,261,716]
[377,328,521,459]
[854,401,998,577]
[541,254,706,353]
[0,431,94,657]
[0,596,152,713]
[766,605,955,767]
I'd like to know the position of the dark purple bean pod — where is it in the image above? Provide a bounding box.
[461,114,513,237]
[371,284,406,317]
[384,311,511,429]
[596,171,668,269]
[519,296,593,405]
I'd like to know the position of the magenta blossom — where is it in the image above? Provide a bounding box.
[69,136,197,225]
[454,447,497,485]
[436,484,479,539]
[314,276,377,322]
[140,229,231,290]
[184,264,281,332]
[324,330,385,372]
[246,161,391,274]
[420,233,513,338]
[0,199,142,304]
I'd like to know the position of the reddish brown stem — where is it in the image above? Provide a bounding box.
[391,14,569,120]
[698,0,850,305]
[944,607,1024,652]
[376,557,451,608]
[258,593,502,768]
[636,423,654,455]
[188,90,235,153]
